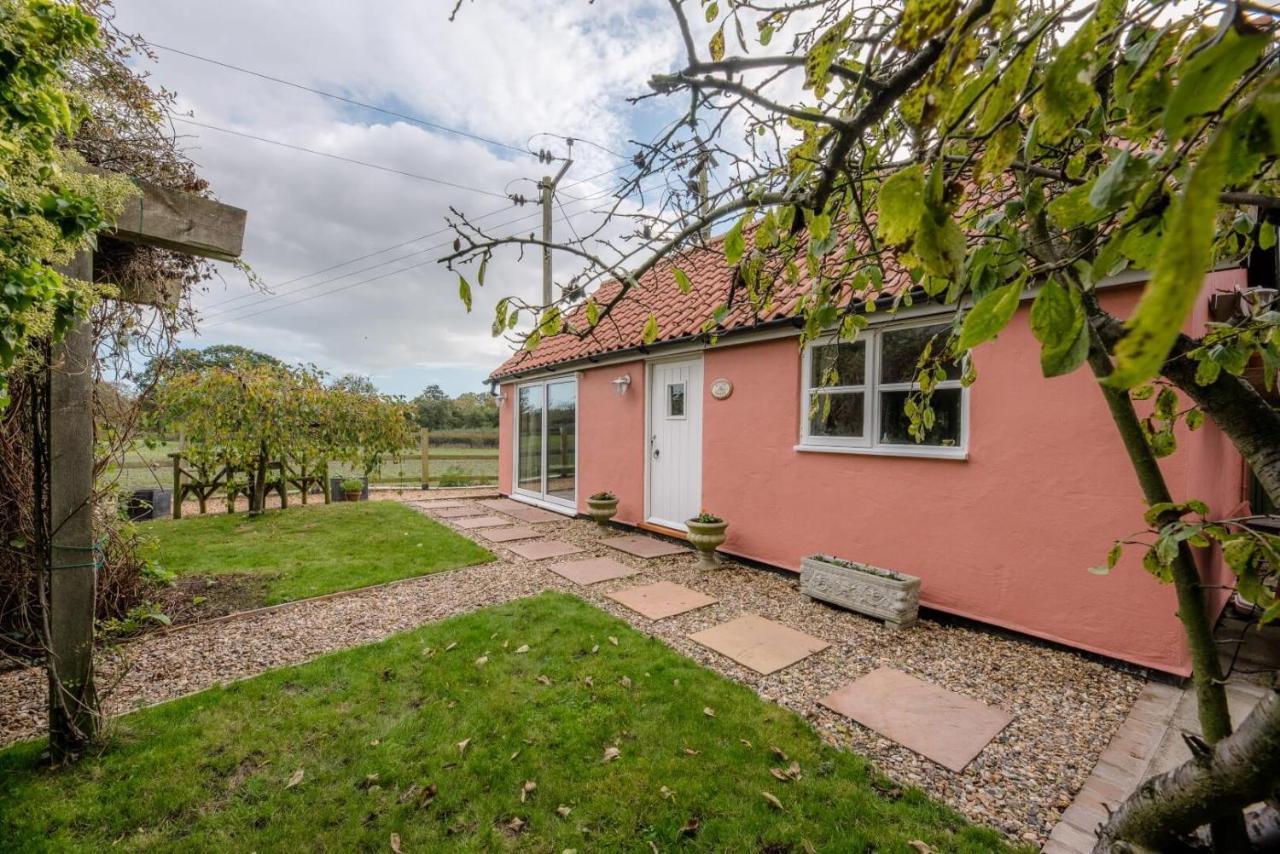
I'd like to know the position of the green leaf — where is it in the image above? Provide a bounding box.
[913,214,966,280]
[585,299,599,327]
[673,267,692,295]
[1109,114,1233,387]
[805,17,848,99]
[876,165,926,245]
[1034,14,1100,144]
[895,0,959,52]
[457,275,472,313]
[975,37,1039,135]
[705,1,719,22]
[1030,279,1089,377]
[1164,27,1268,142]
[724,218,746,265]
[956,278,1023,351]
[709,27,725,62]
[642,313,659,345]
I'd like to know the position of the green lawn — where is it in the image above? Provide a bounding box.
[145,501,493,606]
[0,593,1018,852]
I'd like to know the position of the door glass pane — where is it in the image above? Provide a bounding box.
[667,382,685,418]
[879,387,962,446]
[809,391,864,438]
[545,381,576,501]
[517,385,543,492]
[879,323,960,384]
[810,341,865,387]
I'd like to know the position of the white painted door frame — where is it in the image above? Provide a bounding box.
[644,356,703,531]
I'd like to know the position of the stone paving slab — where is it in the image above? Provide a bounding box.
[688,614,829,675]
[818,667,1012,773]
[478,498,526,513]
[413,500,465,509]
[504,506,564,524]
[607,581,718,620]
[602,534,689,559]
[504,540,584,561]
[547,557,638,586]
[478,526,542,543]
[454,515,513,530]
[430,506,483,519]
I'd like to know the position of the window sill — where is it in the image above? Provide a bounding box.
[794,443,968,461]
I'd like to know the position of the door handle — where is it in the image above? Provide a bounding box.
[653,447,660,459]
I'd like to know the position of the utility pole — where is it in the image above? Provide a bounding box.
[537,141,573,307]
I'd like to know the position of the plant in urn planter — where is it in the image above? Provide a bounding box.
[587,491,618,528]
[686,511,728,569]
[340,477,364,503]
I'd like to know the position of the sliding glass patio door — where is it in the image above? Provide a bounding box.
[514,377,576,508]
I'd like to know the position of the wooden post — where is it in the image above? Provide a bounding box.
[420,428,430,489]
[323,460,331,504]
[170,452,182,519]
[47,250,99,758]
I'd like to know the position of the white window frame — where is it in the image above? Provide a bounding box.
[797,317,969,460]
[511,374,579,510]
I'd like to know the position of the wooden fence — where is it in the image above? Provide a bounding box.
[109,429,500,501]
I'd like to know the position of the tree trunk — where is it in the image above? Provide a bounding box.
[1092,311,1280,507]
[249,442,268,516]
[1093,690,1280,852]
[1081,319,1248,851]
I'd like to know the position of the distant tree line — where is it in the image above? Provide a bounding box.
[410,384,497,431]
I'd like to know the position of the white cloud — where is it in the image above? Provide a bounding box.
[113,0,683,396]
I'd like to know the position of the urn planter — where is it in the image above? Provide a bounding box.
[800,554,921,629]
[686,517,728,569]
[586,494,619,528]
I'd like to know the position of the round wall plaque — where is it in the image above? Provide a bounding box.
[710,378,733,400]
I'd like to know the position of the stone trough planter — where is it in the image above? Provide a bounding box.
[800,554,920,629]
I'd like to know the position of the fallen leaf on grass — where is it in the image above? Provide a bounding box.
[591,644,599,654]
[703,707,715,717]
[770,745,789,761]
[389,832,402,852]
[659,785,675,801]
[761,791,784,811]
[457,738,471,756]
[607,636,618,646]
[509,750,521,761]
[769,768,788,781]
[679,817,701,838]
[682,747,700,756]
[422,647,435,657]
[445,642,457,652]
[284,768,304,789]
[602,746,621,762]
[740,738,752,747]
[420,783,438,807]
[475,655,489,666]
[536,675,552,686]
[619,676,632,689]
[502,640,509,649]
[556,805,573,818]
[369,739,380,746]
[503,816,527,835]
[520,780,537,802]
[907,843,933,854]
[785,761,802,780]
[515,644,530,654]
[583,676,594,687]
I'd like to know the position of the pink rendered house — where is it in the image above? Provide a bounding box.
[487,251,1249,676]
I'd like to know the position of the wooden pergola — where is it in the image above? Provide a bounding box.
[47,176,246,756]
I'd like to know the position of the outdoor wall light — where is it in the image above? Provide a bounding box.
[612,374,632,396]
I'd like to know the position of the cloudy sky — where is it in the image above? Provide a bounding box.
[114,0,688,397]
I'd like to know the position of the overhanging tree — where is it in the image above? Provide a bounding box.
[446,0,1280,849]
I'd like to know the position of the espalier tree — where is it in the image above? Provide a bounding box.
[446,0,1280,849]
[0,0,134,406]
[152,362,411,514]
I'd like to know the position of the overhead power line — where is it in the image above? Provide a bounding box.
[203,180,661,328]
[150,41,534,157]
[171,117,511,199]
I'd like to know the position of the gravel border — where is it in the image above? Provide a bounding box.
[0,495,1142,845]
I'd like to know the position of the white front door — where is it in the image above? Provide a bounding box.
[647,358,702,530]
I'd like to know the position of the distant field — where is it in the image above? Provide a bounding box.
[102,431,499,492]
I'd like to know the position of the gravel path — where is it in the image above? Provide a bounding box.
[1,496,1143,845]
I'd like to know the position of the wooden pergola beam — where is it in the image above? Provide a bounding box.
[109,180,247,263]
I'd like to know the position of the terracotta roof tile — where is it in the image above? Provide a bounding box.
[488,233,910,381]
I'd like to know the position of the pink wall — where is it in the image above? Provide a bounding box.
[496,271,1248,674]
